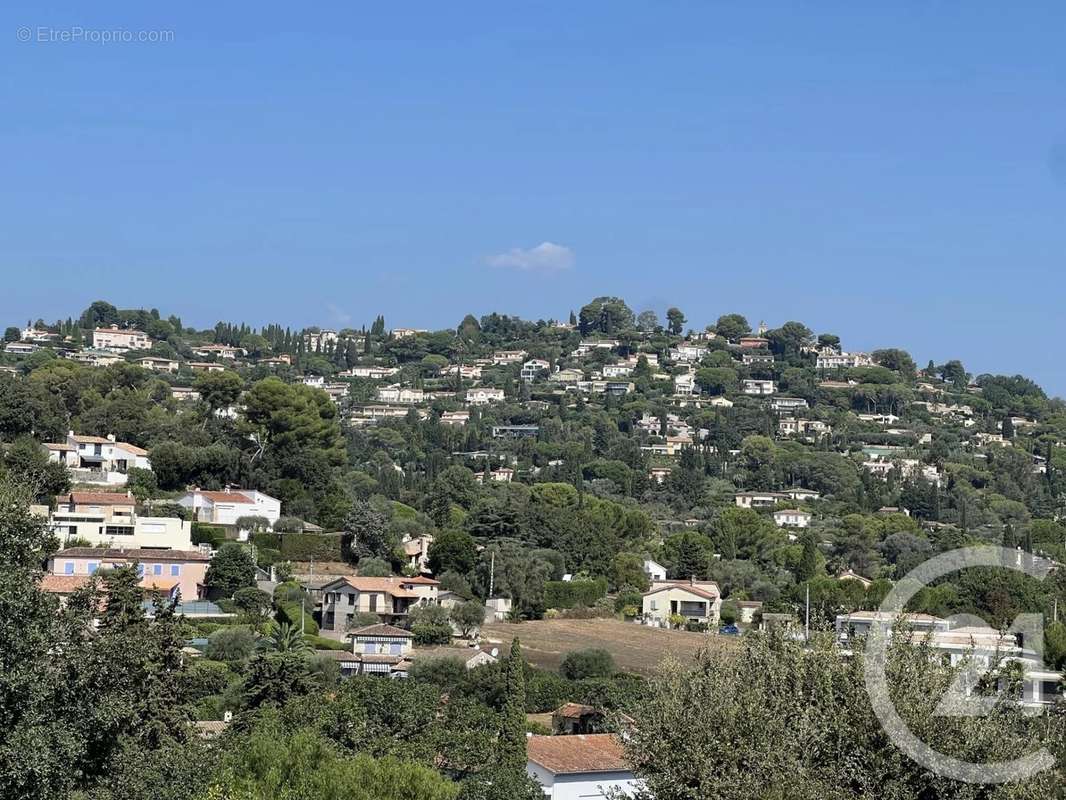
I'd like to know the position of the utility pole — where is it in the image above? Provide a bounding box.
[489,550,495,598]
[805,584,810,642]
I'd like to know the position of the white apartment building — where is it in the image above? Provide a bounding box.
[375,384,425,404]
[742,379,776,396]
[92,326,151,352]
[465,387,505,405]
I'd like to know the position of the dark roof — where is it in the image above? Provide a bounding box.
[53,547,209,562]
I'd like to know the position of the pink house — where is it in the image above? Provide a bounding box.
[47,546,211,602]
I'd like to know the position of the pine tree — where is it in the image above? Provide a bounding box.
[674,533,707,580]
[498,637,527,774]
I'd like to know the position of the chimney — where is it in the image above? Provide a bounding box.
[106,434,116,442]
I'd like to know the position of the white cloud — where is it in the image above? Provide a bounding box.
[486,241,575,273]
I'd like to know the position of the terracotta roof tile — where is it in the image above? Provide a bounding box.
[57,492,135,506]
[40,575,91,594]
[526,734,629,775]
[349,623,413,638]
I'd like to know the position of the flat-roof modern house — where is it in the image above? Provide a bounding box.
[50,492,193,550]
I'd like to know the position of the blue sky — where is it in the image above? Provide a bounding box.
[3,3,1065,394]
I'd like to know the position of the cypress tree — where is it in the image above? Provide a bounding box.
[499,637,527,773]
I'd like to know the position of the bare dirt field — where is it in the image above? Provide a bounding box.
[482,618,737,675]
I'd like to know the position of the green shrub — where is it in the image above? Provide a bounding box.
[192,523,226,548]
[526,669,571,712]
[177,659,234,701]
[559,648,615,680]
[278,532,343,561]
[412,623,452,646]
[303,634,348,651]
[250,531,282,551]
[276,601,319,635]
[205,626,256,662]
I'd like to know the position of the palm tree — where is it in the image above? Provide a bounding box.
[260,621,308,653]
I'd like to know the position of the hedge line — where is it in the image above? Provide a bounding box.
[543,577,609,609]
[251,532,344,562]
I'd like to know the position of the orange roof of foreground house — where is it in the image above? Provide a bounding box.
[56,547,209,562]
[40,575,92,594]
[526,734,630,775]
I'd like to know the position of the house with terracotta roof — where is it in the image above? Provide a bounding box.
[318,576,440,633]
[526,734,638,799]
[641,579,722,629]
[402,534,434,574]
[50,492,193,549]
[178,487,281,526]
[47,546,210,601]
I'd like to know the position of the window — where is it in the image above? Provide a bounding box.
[87,562,99,574]
[170,565,180,576]
[347,592,355,606]
[649,599,657,611]
[64,561,74,575]
[153,564,163,576]
[369,594,378,612]
[136,564,145,576]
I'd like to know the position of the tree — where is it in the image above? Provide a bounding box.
[559,648,615,679]
[450,600,487,638]
[578,296,635,335]
[205,626,256,661]
[210,719,460,799]
[193,370,243,412]
[358,556,392,577]
[673,532,709,580]
[498,638,527,774]
[714,313,750,342]
[428,530,478,576]
[3,327,19,342]
[620,632,1061,800]
[610,552,650,592]
[344,501,392,562]
[232,587,273,623]
[795,530,820,582]
[666,307,686,336]
[636,310,660,332]
[204,543,256,599]
[261,621,309,652]
[695,367,738,396]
